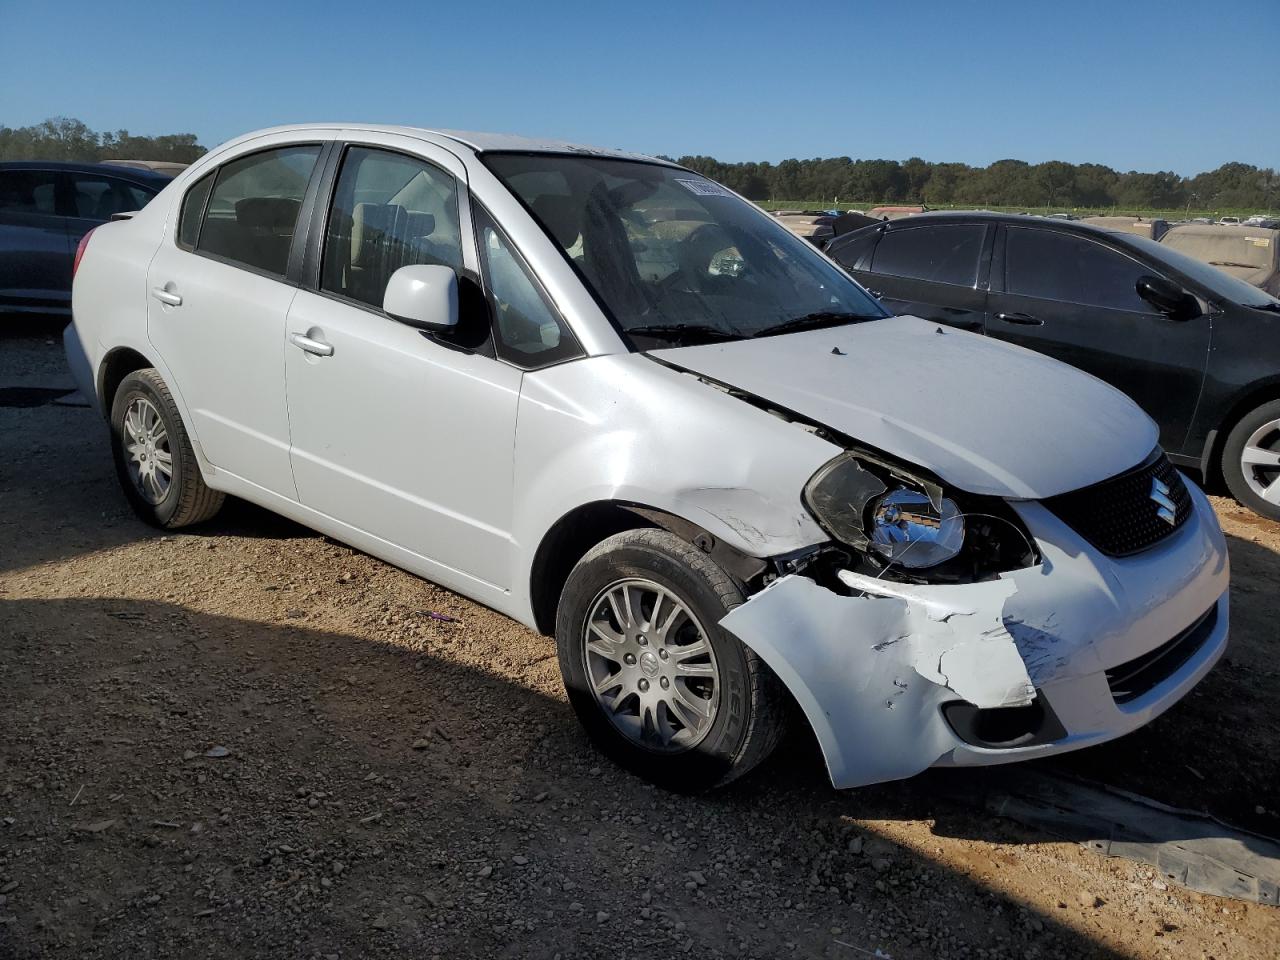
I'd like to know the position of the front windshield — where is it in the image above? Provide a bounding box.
[1126,233,1280,309]
[483,154,887,348]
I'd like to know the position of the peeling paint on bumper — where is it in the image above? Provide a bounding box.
[720,479,1229,789]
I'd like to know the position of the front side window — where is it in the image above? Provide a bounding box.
[0,170,57,215]
[321,147,464,308]
[197,145,321,277]
[1005,227,1155,313]
[483,154,886,348]
[68,175,156,221]
[473,205,579,367]
[870,224,986,286]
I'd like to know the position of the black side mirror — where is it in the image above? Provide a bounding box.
[1136,275,1200,321]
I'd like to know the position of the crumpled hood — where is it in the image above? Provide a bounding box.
[652,315,1158,499]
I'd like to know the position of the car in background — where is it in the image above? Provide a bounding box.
[825,211,1280,519]
[0,160,168,316]
[102,159,190,178]
[1241,215,1280,229]
[1160,223,1280,297]
[66,124,1228,793]
[1219,216,1241,226]
[772,210,836,245]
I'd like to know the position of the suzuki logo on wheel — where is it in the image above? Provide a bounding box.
[1150,477,1177,526]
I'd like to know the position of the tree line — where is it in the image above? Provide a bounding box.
[0,117,206,164]
[668,154,1279,212]
[3,117,1274,212]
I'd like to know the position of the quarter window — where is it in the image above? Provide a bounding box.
[67,175,156,220]
[473,205,579,367]
[0,170,57,215]
[321,147,464,308]
[1005,227,1155,312]
[178,172,214,250]
[196,145,320,278]
[869,224,986,286]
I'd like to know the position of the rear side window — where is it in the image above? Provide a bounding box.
[1005,227,1155,312]
[870,224,986,286]
[473,204,580,367]
[320,146,464,308]
[67,175,156,221]
[0,170,58,215]
[197,145,321,278]
[178,172,214,250]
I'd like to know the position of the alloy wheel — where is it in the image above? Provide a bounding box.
[1241,418,1280,505]
[581,578,720,753]
[122,396,173,504]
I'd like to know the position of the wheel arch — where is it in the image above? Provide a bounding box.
[527,501,770,636]
[1200,376,1280,487]
[98,346,157,418]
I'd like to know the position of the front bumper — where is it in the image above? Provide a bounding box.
[720,479,1229,789]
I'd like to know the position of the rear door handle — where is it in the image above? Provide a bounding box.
[150,287,182,307]
[996,312,1043,326]
[290,332,334,357]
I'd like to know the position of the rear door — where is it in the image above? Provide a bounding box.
[987,224,1211,452]
[838,221,991,332]
[0,168,70,310]
[146,141,326,498]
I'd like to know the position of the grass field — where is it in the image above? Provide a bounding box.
[756,200,1276,221]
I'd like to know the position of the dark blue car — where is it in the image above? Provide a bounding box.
[0,161,170,316]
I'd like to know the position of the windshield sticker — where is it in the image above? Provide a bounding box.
[675,178,735,198]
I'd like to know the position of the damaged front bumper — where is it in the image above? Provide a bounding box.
[721,480,1229,789]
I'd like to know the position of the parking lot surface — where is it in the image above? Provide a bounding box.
[2,322,1278,959]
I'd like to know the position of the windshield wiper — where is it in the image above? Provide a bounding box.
[752,311,874,338]
[1209,261,1258,269]
[1249,301,1280,313]
[624,323,739,345]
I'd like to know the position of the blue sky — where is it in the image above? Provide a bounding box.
[2,0,1275,174]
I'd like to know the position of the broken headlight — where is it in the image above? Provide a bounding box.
[802,453,965,570]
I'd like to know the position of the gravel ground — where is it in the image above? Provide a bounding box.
[1,320,1277,959]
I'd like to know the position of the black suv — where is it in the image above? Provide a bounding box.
[826,212,1280,520]
[0,161,168,317]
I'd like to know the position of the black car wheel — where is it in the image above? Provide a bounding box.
[1222,399,1280,521]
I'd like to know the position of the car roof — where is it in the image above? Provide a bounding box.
[837,209,1164,246]
[217,123,676,166]
[0,159,171,184]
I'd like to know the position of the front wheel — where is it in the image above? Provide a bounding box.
[1221,399,1280,521]
[110,368,224,528]
[555,529,786,791]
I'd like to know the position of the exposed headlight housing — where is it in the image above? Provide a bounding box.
[803,453,965,571]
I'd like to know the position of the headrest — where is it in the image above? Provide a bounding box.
[531,194,582,249]
[351,202,404,266]
[235,197,300,233]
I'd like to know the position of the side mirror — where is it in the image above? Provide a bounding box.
[383,264,459,332]
[1136,275,1200,321]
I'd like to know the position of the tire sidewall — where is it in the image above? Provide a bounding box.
[555,534,753,791]
[1222,399,1280,521]
[110,372,186,527]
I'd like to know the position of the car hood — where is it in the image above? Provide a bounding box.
[650,315,1158,499]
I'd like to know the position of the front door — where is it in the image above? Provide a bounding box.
[283,142,522,590]
[146,143,324,497]
[988,224,1212,454]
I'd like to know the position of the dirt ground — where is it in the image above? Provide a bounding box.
[1,320,1277,959]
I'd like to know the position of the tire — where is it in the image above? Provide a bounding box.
[1221,399,1280,521]
[555,529,786,791]
[109,368,224,529]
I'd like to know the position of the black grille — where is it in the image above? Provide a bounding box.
[1106,604,1218,704]
[1043,450,1192,557]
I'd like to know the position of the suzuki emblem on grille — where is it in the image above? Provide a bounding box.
[1150,477,1177,526]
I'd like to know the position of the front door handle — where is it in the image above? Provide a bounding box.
[150,287,182,307]
[995,312,1044,326]
[290,332,334,357]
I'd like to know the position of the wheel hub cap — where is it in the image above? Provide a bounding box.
[582,578,721,754]
[1241,417,1280,505]
[121,397,173,505]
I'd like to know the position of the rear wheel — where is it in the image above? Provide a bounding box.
[1221,400,1280,521]
[555,529,785,791]
[110,368,224,528]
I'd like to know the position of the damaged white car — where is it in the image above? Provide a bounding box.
[67,125,1229,791]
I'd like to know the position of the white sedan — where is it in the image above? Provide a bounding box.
[66,124,1229,791]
